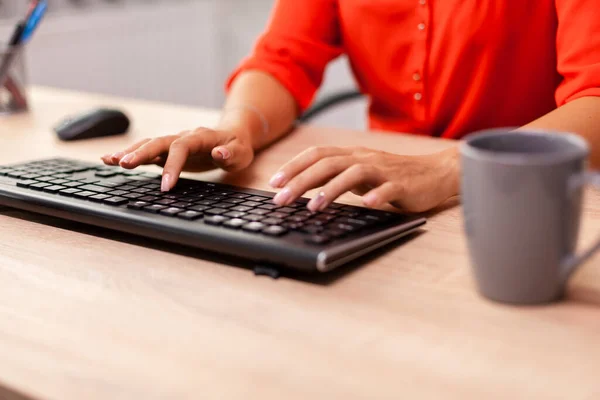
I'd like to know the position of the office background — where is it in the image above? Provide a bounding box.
[0,0,367,130]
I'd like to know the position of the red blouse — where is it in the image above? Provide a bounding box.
[227,0,600,139]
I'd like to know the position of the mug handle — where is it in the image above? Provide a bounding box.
[561,171,600,280]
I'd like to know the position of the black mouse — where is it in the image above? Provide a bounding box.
[54,108,130,141]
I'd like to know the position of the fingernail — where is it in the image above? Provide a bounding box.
[269,172,286,188]
[273,187,292,205]
[111,152,125,162]
[308,191,327,212]
[161,173,172,192]
[363,193,378,207]
[215,147,231,160]
[120,153,135,165]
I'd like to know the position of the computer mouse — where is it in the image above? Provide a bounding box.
[54,108,130,141]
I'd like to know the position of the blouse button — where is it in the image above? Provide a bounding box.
[413,72,421,81]
[417,23,426,31]
[414,93,423,101]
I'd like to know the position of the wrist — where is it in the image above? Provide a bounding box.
[217,105,269,150]
[437,146,461,198]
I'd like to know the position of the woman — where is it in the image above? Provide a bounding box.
[102,0,600,213]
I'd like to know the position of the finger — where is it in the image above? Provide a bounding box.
[119,135,179,169]
[272,156,355,206]
[269,146,350,188]
[210,138,254,172]
[306,164,385,212]
[101,139,151,165]
[161,132,221,191]
[362,181,404,209]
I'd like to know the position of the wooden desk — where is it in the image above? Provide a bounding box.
[1,87,600,400]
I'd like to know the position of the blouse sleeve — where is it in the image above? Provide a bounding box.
[555,0,600,105]
[225,0,344,112]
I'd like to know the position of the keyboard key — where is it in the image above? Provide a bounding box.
[230,193,251,199]
[300,226,324,234]
[63,181,84,188]
[139,196,160,202]
[43,185,67,194]
[224,211,247,219]
[223,198,245,205]
[286,215,308,223]
[190,205,209,212]
[16,180,39,188]
[249,209,270,216]
[242,222,266,232]
[196,200,217,206]
[262,217,285,225]
[321,208,340,215]
[212,202,234,209]
[95,181,122,188]
[124,193,144,199]
[305,235,331,245]
[35,176,56,182]
[79,184,112,193]
[205,207,228,215]
[207,195,225,201]
[295,210,315,217]
[262,226,288,236]
[132,187,153,194]
[107,190,129,196]
[177,210,203,221]
[242,214,265,222]
[204,215,229,225]
[143,204,167,213]
[258,204,279,211]
[29,182,52,190]
[95,170,118,178]
[127,201,150,210]
[336,217,368,227]
[277,207,296,214]
[334,223,356,232]
[103,197,129,206]
[53,173,72,179]
[231,205,252,212]
[160,207,183,217]
[144,183,161,190]
[73,191,96,199]
[223,218,246,229]
[7,171,29,179]
[22,173,41,180]
[328,203,345,209]
[77,177,100,184]
[268,212,288,219]
[0,168,11,176]
[247,196,270,202]
[49,179,69,185]
[169,202,191,208]
[324,229,347,239]
[119,185,137,191]
[156,199,177,206]
[283,222,304,230]
[58,188,81,197]
[90,194,112,202]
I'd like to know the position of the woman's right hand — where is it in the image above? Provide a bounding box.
[101,127,255,192]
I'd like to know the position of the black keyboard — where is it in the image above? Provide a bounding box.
[0,158,426,273]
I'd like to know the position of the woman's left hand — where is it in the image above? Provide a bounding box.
[269,146,460,213]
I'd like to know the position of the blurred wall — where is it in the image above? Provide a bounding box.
[0,0,367,130]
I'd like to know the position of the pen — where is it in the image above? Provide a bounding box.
[20,0,48,44]
[9,22,26,46]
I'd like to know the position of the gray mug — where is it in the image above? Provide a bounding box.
[460,128,600,305]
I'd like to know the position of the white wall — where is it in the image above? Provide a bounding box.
[0,0,367,129]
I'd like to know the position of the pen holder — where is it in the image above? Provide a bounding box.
[0,44,29,115]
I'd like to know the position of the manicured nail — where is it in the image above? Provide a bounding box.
[215,147,231,160]
[273,187,292,205]
[308,191,327,212]
[363,193,378,207]
[111,152,125,163]
[161,173,172,192]
[120,153,135,165]
[269,172,286,188]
